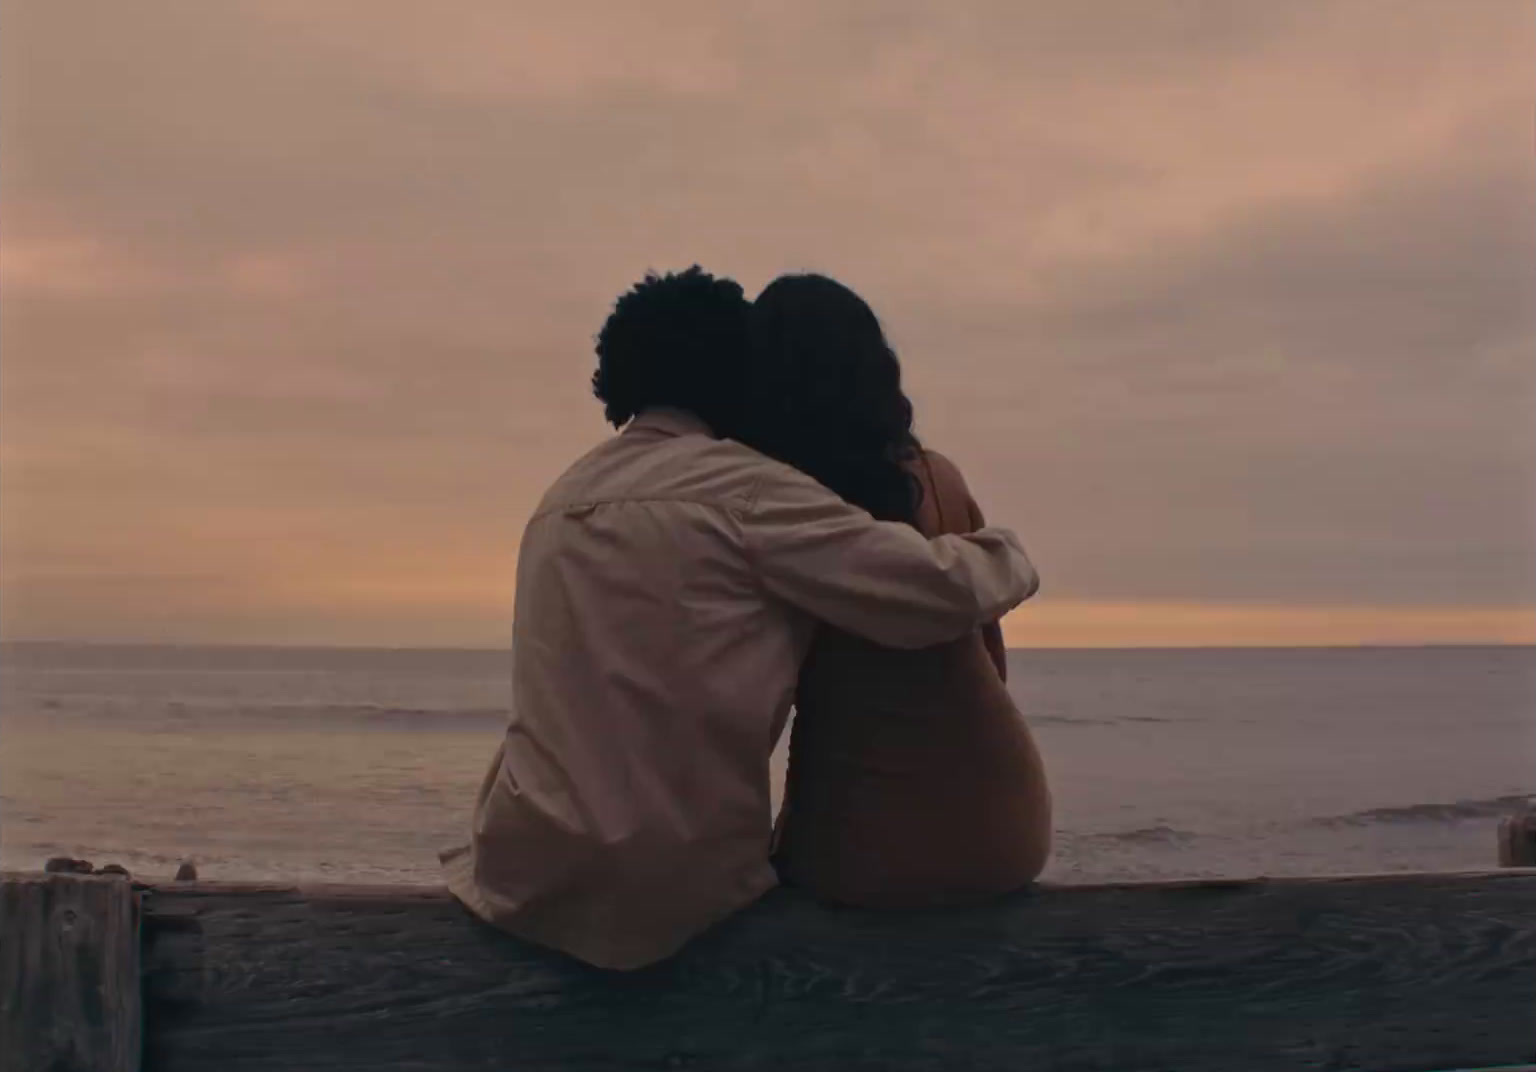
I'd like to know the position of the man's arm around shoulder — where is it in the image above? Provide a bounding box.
[739,464,1039,649]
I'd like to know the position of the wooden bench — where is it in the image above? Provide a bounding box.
[4,869,1535,1071]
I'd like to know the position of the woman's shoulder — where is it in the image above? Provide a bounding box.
[911,448,979,536]
[918,448,969,490]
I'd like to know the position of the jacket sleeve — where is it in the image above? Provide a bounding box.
[740,465,1039,649]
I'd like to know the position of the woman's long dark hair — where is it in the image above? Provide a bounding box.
[737,274,923,525]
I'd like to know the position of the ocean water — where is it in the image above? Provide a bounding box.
[1,643,1531,885]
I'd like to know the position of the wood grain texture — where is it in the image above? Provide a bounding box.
[1,873,141,1072]
[130,871,1536,1072]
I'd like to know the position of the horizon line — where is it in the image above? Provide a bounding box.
[2,638,1532,655]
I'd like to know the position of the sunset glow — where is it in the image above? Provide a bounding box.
[2,2,1532,648]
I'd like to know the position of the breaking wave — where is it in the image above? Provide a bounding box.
[1315,793,1532,828]
[1082,824,1198,845]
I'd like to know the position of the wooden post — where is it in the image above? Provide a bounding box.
[1,873,141,1072]
[1499,808,1536,867]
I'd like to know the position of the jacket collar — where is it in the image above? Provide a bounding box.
[625,407,715,439]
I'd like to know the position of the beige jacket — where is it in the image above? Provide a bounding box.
[442,408,1038,968]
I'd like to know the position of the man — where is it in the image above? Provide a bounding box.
[443,266,1039,969]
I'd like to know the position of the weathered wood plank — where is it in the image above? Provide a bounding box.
[1,873,141,1072]
[134,871,1536,1072]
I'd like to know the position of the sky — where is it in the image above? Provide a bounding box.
[2,1,1533,648]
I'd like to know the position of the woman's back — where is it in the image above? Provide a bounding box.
[773,450,1052,908]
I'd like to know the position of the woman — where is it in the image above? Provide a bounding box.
[739,273,1052,909]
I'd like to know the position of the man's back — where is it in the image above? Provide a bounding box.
[445,410,805,968]
[444,408,1037,968]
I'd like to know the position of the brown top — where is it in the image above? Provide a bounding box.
[773,450,1053,908]
[442,412,1040,969]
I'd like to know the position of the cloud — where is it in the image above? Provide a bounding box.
[0,235,174,297]
[2,1,1531,643]
[899,99,1536,609]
